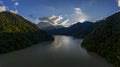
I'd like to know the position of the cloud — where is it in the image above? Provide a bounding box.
[63,7,90,26]
[0,0,19,14]
[38,8,90,27]
[49,15,63,24]
[11,0,19,13]
[38,7,90,27]
[0,0,7,12]
[0,6,6,12]
[118,0,120,7]
[49,15,69,26]
[61,19,70,26]
[10,9,18,14]
[15,2,19,6]
[75,8,81,14]
[73,8,89,23]
[39,15,69,27]
[13,0,19,7]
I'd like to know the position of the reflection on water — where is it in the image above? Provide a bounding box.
[49,36,89,59]
[0,36,113,67]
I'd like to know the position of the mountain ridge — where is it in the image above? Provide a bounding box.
[38,21,99,38]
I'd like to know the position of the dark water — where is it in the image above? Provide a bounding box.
[0,36,113,67]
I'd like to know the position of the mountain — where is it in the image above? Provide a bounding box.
[47,26,67,35]
[82,12,120,67]
[37,22,65,31]
[67,21,98,38]
[46,21,99,38]
[0,11,54,53]
[72,21,100,38]
[37,22,54,30]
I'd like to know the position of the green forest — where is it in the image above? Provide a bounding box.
[0,11,54,53]
[82,12,120,67]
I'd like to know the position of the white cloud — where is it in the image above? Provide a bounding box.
[118,0,120,7]
[61,19,70,27]
[38,8,90,27]
[49,15,63,24]
[73,8,89,23]
[11,0,19,6]
[63,8,90,26]
[62,19,69,24]
[15,2,19,6]
[11,0,19,13]
[52,16,63,23]
[0,0,19,14]
[55,16,63,23]
[0,6,6,12]
[0,0,7,12]
[75,8,81,14]
[10,9,18,14]
[39,15,69,27]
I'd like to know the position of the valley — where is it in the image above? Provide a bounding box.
[0,36,113,67]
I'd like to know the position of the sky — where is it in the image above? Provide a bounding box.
[0,0,119,26]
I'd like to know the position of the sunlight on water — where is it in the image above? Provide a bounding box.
[49,36,90,59]
[0,36,113,67]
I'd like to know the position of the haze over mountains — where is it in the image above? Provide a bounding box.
[37,22,65,31]
[37,21,100,38]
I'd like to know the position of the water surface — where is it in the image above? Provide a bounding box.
[0,36,113,67]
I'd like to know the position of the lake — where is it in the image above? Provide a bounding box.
[0,36,113,67]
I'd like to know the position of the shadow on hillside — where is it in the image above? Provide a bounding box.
[0,31,54,54]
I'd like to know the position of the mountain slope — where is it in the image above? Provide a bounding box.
[46,21,98,38]
[37,22,54,30]
[67,21,95,38]
[82,12,120,67]
[73,21,100,38]
[37,22,65,31]
[0,11,54,53]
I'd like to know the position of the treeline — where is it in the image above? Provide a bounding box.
[0,11,54,54]
[82,12,120,67]
[0,31,54,53]
[0,11,39,33]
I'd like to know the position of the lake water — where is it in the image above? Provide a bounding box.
[0,36,113,67]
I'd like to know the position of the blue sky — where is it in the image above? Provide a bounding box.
[0,0,119,24]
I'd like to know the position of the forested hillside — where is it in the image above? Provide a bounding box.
[0,11,54,53]
[82,12,120,67]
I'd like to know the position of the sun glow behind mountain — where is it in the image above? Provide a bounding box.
[38,8,90,27]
